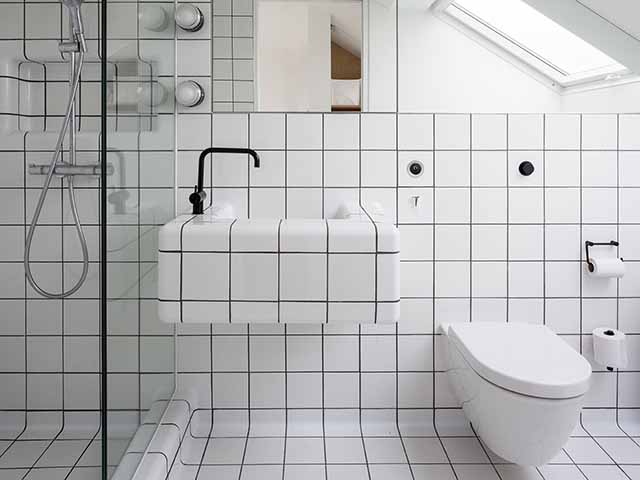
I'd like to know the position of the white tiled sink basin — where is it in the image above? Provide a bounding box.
[158,203,400,324]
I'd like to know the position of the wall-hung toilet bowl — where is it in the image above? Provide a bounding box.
[443,322,592,466]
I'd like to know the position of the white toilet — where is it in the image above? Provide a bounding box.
[443,322,592,466]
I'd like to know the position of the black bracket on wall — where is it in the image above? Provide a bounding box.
[585,240,621,272]
[189,147,261,215]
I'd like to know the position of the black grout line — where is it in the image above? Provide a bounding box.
[19,134,28,450]
[535,465,547,480]
[505,114,510,323]
[284,116,288,219]
[578,115,583,356]
[469,423,504,480]
[358,323,372,480]
[236,406,251,480]
[194,409,215,480]
[542,114,547,327]
[431,115,438,424]
[136,133,142,425]
[321,324,328,480]
[560,445,591,480]
[578,416,634,480]
[282,325,288,480]
[469,115,473,322]
[395,339,416,480]
[325,219,330,325]
[246,114,251,217]
[612,116,633,444]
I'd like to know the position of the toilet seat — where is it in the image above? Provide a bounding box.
[447,322,591,399]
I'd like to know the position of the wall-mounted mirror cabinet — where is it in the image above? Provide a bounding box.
[212,0,397,112]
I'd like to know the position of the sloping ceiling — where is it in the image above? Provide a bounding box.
[521,0,640,74]
[576,0,640,42]
[329,1,362,57]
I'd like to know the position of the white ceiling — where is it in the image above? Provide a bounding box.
[422,0,640,47]
[576,0,640,42]
[519,0,640,75]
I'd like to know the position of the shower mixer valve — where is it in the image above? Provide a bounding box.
[28,163,115,177]
[59,40,82,53]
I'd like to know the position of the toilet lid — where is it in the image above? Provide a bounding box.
[448,322,592,399]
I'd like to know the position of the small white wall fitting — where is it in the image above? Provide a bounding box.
[139,5,169,32]
[138,82,168,107]
[175,4,205,32]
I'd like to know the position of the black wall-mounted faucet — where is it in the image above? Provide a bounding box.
[189,147,261,214]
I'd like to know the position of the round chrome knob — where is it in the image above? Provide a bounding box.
[139,5,169,32]
[176,80,205,107]
[175,4,205,32]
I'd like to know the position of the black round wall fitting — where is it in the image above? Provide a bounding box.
[407,161,424,177]
[518,161,535,176]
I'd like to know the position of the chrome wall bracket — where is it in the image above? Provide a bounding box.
[29,163,114,177]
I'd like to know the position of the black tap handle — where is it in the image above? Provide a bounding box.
[189,185,207,214]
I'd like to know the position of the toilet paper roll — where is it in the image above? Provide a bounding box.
[588,257,625,278]
[593,327,628,369]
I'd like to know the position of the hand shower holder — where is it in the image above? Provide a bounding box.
[59,41,82,53]
[29,163,114,177]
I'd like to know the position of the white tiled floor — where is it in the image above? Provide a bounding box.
[4,411,639,480]
[0,430,124,480]
[162,410,640,480]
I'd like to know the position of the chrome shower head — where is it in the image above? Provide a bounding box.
[61,0,87,52]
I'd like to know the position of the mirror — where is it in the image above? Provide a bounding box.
[212,0,397,112]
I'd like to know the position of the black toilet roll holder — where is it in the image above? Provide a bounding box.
[585,240,622,273]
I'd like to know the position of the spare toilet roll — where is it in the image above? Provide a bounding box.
[593,327,628,369]
[589,257,625,278]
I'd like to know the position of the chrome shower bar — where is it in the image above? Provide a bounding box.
[29,163,114,177]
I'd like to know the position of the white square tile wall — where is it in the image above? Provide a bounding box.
[211,0,255,111]
[174,112,640,421]
[2,0,639,457]
[0,0,176,445]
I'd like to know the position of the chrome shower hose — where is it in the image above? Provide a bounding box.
[24,52,90,299]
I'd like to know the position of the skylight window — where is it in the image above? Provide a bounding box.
[440,0,628,87]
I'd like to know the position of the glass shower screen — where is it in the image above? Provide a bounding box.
[102,0,177,477]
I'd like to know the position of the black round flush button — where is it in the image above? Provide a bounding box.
[518,161,535,176]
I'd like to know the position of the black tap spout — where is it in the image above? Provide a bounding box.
[189,147,261,214]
